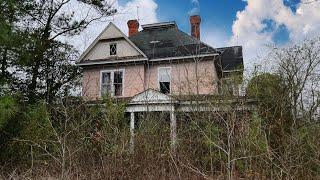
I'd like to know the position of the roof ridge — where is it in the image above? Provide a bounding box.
[141,21,177,30]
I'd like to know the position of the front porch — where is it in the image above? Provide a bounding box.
[125,89,255,152]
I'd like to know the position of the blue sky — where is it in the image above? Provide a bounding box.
[155,0,247,39]
[74,0,320,68]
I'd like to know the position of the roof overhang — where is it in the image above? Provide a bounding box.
[149,53,219,62]
[77,53,220,66]
[76,58,148,66]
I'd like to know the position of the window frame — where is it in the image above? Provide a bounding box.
[100,69,125,97]
[157,66,172,94]
[109,43,117,56]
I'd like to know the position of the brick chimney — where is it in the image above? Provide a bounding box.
[190,15,201,40]
[127,20,139,37]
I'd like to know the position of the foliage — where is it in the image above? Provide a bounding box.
[94,94,128,155]
[0,96,18,130]
[0,0,117,103]
[14,102,56,163]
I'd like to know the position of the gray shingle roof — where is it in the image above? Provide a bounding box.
[217,46,244,71]
[129,24,217,59]
[129,23,243,71]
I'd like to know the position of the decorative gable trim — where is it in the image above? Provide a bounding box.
[129,89,176,105]
[76,22,147,64]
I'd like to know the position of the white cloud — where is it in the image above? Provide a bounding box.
[69,0,158,53]
[229,0,320,67]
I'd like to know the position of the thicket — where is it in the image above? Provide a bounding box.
[0,0,319,178]
[0,92,319,179]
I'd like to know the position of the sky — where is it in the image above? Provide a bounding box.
[70,0,320,69]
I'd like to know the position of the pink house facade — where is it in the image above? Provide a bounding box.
[77,16,243,100]
[76,16,245,150]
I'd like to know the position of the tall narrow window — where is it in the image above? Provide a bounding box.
[219,78,235,96]
[158,67,171,94]
[101,72,111,95]
[114,71,123,96]
[101,70,124,97]
[110,43,117,56]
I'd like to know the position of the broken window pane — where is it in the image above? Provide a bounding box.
[114,71,123,96]
[101,72,112,95]
[160,82,170,94]
[101,70,123,97]
[158,67,171,94]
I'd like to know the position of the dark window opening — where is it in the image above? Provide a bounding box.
[160,82,170,94]
[158,67,171,94]
[114,71,123,96]
[110,43,117,56]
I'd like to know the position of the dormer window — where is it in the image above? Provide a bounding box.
[110,43,117,56]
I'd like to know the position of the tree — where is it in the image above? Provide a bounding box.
[246,73,292,156]
[0,0,26,90]
[247,73,290,120]
[1,0,117,102]
[274,38,320,122]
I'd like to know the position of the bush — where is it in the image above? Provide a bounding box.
[0,96,18,130]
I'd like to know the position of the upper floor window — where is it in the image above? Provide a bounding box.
[101,69,124,97]
[110,43,117,56]
[158,67,171,94]
[218,78,239,96]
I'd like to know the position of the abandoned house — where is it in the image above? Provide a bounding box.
[76,15,247,149]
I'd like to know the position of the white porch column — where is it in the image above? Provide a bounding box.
[170,106,177,152]
[130,112,135,153]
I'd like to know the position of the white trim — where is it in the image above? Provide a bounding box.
[77,54,219,66]
[157,66,172,94]
[100,68,125,98]
[126,104,174,112]
[77,22,147,63]
[149,53,219,62]
[76,58,148,66]
[142,21,177,29]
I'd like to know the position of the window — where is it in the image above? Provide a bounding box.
[110,43,117,56]
[101,72,112,95]
[158,67,171,94]
[101,70,124,97]
[114,71,123,96]
[219,78,236,96]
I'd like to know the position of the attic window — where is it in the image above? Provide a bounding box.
[110,43,117,56]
